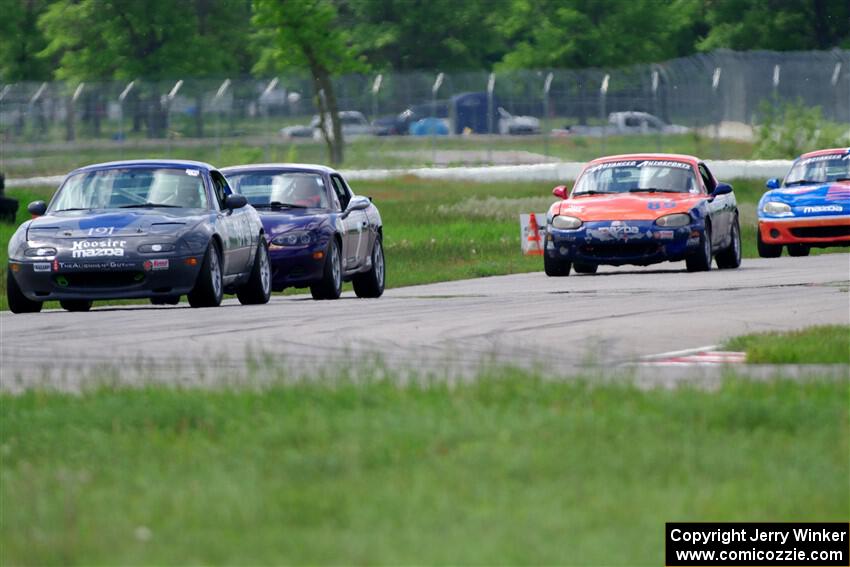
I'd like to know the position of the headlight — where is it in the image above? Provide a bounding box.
[655,213,691,227]
[551,215,582,230]
[24,246,57,257]
[138,243,176,253]
[762,201,791,214]
[272,231,313,246]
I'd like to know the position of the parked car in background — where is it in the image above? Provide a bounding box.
[757,147,850,257]
[312,111,374,141]
[7,160,270,313]
[497,107,541,135]
[222,163,385,299]
[544,153,740,276]
[372,101,450,136]
[280,111,375,140]
[553,112,689,137]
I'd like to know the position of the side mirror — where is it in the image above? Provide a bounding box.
[341,196,370,219]
[552,186,568,199]
[766,178,780,189]
[28,201,47,217]
[224,194,247,210]
[712,183,733,197]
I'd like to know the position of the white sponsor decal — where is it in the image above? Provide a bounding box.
[57,260,136,270]
[800,154,845,165]
[144,259,169,271]
[33,262,51,272]
[186,169,200,176]
[598,221,639,236]
[637,160,692,170]
[71,239,127,258]
[585,160,637,173]
[802,205,842,214]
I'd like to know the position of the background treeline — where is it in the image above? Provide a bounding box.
[1,0,848,82]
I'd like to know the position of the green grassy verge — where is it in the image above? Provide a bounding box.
[725,325,850,364]
[2,178,848,311]
[1,374,847,565]
[4,133,754,178]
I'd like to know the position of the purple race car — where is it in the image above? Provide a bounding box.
[221,164,384,299]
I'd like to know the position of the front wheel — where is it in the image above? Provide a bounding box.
[787,244,810,257]
[310,239,342,300]
[715,215,742,269]
[686,224,712,272]
[237,239,272,305]
[188,241,223,308]
[544,253,571,277]
[757,231,782,258]
[60,299,92,312]
[7,267,42,314]
[352,236,385,298]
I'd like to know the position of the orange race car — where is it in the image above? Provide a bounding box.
[544,154,741,276]
[757,148,850,257]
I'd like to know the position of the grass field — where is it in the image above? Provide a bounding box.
[2,177,848,311]
[726,325,850,364]
[3,132,755,178]
[1,372,847,565]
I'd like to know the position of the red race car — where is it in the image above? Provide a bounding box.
[544,153,741,276]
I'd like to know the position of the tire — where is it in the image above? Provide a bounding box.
[310,238,342,300]
[715,215,742,269]
[686,223,712,272]
[787,244,810,257]
[237,239,272,305]
[757,231,782,258]
[544,253,571,277]
[150,295,180,305]
[352,236,385,298]
[188,241,223,308]
[573,262,598,274]
[6,267,42,314]
[60,299,92,312]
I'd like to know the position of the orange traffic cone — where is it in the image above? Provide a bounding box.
[526,212,543,255]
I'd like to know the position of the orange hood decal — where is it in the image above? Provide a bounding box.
[558,193,705,221]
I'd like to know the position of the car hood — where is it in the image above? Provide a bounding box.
[259,208,333,235]
[762,181,850,207]
[26,208,207,240]
[555,192,705,221]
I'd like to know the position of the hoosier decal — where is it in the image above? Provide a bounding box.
[71,239,127,258]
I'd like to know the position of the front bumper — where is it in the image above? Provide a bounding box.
[268,244,326,290]
[546,220,703,266]
[8,254,202,301]
[758,215,850,246]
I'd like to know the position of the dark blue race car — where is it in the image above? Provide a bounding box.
[7,160,271,313]
[221,164,385,299]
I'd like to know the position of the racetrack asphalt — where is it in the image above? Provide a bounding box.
[1,254,848,391]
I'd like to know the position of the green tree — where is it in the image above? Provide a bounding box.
[38,0,254,137]
[345,0,508,71]
[698,0,850,52]
[495,0,703,69]
[253,0,367,164]
[0,0,52,82]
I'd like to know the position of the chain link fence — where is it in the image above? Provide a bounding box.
[1,49,848,162]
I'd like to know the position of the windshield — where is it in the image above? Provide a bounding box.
[226,172,330,208]
[784,154,850,185]
[50,167,208,212]
[573,160,699,195]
